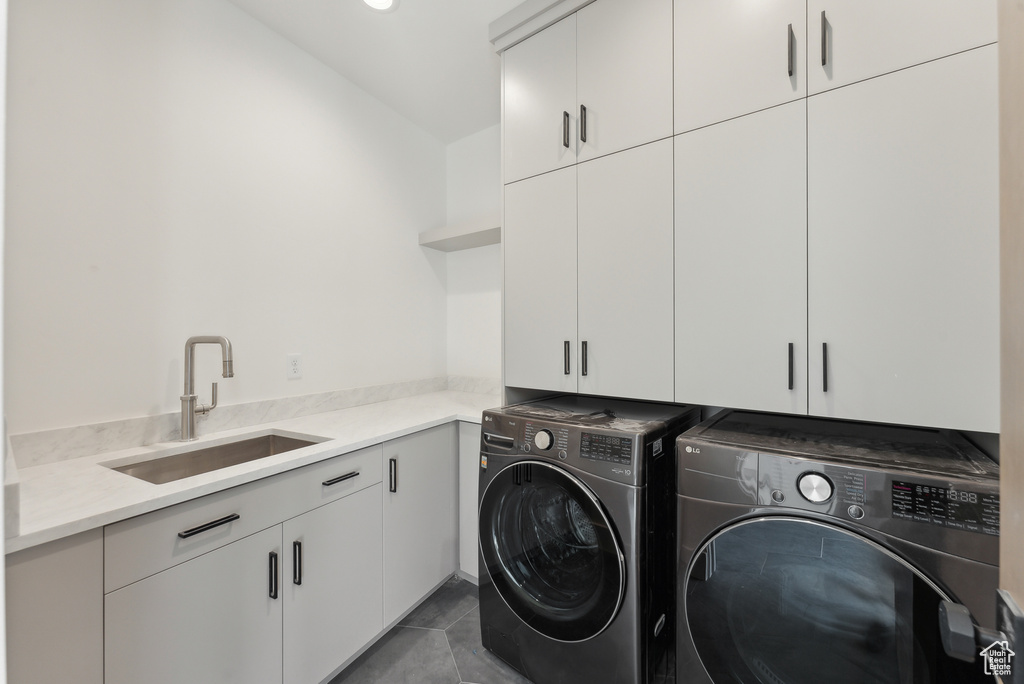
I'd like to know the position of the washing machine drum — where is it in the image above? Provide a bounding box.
[479,460,626,643]
[684,517,994,683]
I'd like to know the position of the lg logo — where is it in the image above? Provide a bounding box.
[684,445,701,454]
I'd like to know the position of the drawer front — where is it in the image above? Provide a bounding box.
[291,444,383,512]
[104,445,383,592]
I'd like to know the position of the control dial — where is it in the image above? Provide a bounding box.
[533,429,554,451]
[798,472,834,504]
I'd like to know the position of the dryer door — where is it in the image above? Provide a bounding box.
[684,516,994,683]
[479,460,626,643]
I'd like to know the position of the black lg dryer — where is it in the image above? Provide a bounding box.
[676,410,1000,684]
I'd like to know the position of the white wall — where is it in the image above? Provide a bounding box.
[1,0,8,673]
[445,125,501,381]
[4,0,448,435]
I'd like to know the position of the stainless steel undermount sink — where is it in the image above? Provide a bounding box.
[106,432,324,484]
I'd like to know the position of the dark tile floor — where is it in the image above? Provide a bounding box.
[329,576,531,684]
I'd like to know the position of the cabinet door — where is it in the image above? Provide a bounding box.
[504,166,578,393]
[383,424,458,625]
[675,102,807,414]
[577,139,674,401]
[503,14,576,183]
[808,46,998,432]
[283,484,384,684]
[577,0,673,162]
[105,526,283,684]
[675,0,806,133]
[807,0,996,95]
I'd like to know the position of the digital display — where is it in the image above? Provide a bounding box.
[580,432,633,465]
[892,480,999,536]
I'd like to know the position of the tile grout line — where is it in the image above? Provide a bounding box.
[443,630,464,684]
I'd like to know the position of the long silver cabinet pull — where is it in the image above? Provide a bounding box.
[564,341,571,375]
[821,11,828,67]
[788,24,795,77]
[822,342,829,392]
[580,104,587,143]
[389,457,398,493]
[322,471,359,487]
[269,551,279,600]
[292,541,303,586]
[563,111,570,148]
[178,513,240,539]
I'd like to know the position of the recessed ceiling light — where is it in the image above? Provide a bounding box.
[363,0,399,11]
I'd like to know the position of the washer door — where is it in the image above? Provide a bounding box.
[479,460,626,643]
[685,517,993,683]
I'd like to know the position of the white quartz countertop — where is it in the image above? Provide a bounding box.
[6,390,499,554]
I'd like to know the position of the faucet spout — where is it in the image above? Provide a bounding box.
[181,336,234,441]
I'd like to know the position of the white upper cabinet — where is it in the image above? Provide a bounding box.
[675,102,807,414]
[503,15,577,184]
[504,166,579,393]
[578,138,674,401]
[674,0,806,133]
[576,0,673,162]
[807,46,999,432]
[502,0,672,183]
[807,0,997,95]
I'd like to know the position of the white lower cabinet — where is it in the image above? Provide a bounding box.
[103,444,390,684]
[105,525,284,684]
[283,484,384,684]
[383,423,458,625]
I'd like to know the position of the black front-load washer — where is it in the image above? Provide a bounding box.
[478,395,699,684]
[676,410,1000,684]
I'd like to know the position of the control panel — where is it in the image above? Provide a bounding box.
[891,480,999,536]
[580,432,633,466]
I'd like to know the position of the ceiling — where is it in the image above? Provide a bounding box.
[226,0,525,144]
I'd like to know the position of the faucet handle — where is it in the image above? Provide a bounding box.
[196,382,219,415]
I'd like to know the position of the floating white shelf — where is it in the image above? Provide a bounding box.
[419,217,501,252]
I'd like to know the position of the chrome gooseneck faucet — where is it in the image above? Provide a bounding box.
[181,336,234,441]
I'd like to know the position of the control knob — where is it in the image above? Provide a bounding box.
[534,429,554,451]
[798,472,834,504]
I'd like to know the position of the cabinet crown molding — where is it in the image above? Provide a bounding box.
[489,0,596,53]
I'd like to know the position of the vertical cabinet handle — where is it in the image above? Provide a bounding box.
[269,551,279,600]
[581,341,588,377]
[787,24,795,77]
[564,341,571,375]
[389,457,398,493]
[788,343,794,390]
[292,541,303,586]
[821,11,828,67]
[563,111,570,148]
[822,342,829,393]
[580,105,587,143]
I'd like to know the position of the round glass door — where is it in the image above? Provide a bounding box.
[479,460,625,642]
[685,517,994,683]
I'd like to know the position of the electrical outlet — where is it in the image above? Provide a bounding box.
[286,353,302,380]
[996,589,1024,683]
